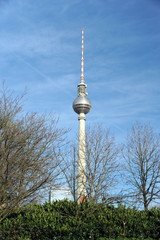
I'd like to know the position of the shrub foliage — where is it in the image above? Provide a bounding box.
[0,200,160,240]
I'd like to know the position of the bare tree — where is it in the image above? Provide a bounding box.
[61,145,77,201]
[0,89,67,220]
[85,126,119,202]
[122,123,160,210]
[63,125,120,203]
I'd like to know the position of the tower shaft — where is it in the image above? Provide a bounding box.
[78,113,86,200]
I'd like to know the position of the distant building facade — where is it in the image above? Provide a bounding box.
[49,187,72,202]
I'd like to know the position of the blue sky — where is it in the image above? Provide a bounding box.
[0,0,160,142]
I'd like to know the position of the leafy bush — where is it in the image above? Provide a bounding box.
[0,200,160,240]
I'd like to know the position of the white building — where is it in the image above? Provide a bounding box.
[49,187,72,202]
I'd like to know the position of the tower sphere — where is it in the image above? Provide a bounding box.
[73,96,91,114]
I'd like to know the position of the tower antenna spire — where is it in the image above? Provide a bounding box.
[81,28,85,83]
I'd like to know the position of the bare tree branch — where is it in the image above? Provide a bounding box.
[122,122,160,209]
[0,88,68,220]
[62,125,120,203]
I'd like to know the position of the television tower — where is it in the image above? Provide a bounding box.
[73,28,91,202]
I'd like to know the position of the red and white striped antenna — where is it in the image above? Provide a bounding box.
[80,28,85,83]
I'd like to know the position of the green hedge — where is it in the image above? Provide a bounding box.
[0,200,160,240]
